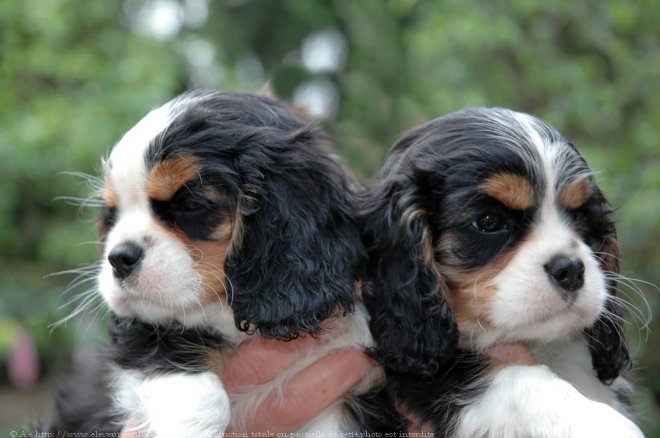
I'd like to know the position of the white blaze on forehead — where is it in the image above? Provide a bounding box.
[514,112,559,205]
[107,103,173,209]
[514,111,575,251]
[514,112,547,158]
[514,111,593,204]
[480,112,607,344]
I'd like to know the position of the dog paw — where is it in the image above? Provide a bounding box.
[137,371,230,438]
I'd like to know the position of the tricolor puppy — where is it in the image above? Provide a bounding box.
[48,91,375,435]
[361,108,644,437]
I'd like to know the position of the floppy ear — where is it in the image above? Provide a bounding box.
[225,128,364,340]
[585,214,632,383]
[362,175,457,376]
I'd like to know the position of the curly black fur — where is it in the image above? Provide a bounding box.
[362,107,632,433]
[44,91,368,433]
[148,91,365,340]
[360,171,457,375]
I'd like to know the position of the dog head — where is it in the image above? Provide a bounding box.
[97,90,363,339]
[363,107,629,382]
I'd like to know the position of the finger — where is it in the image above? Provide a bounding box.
[223,335,330,393]
[240,349,376,433]
[119,419,142,438]
[486,341,536,366]
[397,402,433,434]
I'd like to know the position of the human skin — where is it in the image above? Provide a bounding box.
[486,342,537,367]
[120,341,534,436]
[223,338,376,432]
[119,337,376,436]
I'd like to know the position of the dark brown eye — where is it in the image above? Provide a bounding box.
[472,214,507,233]
[99,205,118,227]
[169,186,211,214]
[175,195,207,213]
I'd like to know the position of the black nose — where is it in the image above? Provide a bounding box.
[108,243,144,280]
[544,255,585,293]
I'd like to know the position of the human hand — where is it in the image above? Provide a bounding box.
[224,337,375,432]
[485,341,536,366]
[120,336,376,437]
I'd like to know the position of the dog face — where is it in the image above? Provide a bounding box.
[363,107,629,381]
[97,91,363,338]
[429,111,608,347]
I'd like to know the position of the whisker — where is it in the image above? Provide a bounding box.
[53,195,105,208]
[57,171,104,187]
[47,259,106,332]
[45,263,102,278]
[57,288,98,309]
[49,290,103,331]
[592,251,622,263]
[77,241,104,247]
[599,271,655,347]
[605,273,654,323]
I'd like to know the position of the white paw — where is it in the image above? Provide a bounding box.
[136,371,230,438]
[557,400,644,438]
[458,365,644,438]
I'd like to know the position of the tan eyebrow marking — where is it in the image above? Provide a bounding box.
[147,157,201,201]
[103,177,118,207]
[559,177,594,209]
[480,173,535,210]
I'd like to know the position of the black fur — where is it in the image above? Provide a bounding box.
[355,353,489,436]
[349,384,407,433]
[40,316,227,434]
[41,353,122,434]
[360,170,457,375]
[45,91,367,433]
[148,91,365,340]
[363,107,632,432]
[585,215,632,382]
[387,354,489,437]
[109,315,227,374]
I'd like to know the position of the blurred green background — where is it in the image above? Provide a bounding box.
[0,0,658,434]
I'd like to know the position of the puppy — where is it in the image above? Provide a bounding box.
[46,91,376,436]
[361,108,644,437]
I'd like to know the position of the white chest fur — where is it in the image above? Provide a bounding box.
[532,338,626,409]
[456,337,641,438]
[112,305,375,435]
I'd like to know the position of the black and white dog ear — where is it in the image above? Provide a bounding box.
[225,127,364,341]
[362,176,457,376]
[586,217,632,383]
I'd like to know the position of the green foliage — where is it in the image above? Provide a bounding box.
[0,0,658,433]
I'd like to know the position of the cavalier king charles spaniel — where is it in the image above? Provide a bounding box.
[46,91,377,436]
[361,108,644,437]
